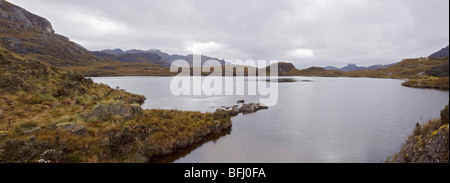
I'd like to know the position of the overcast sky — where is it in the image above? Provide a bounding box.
[8,0,450,68]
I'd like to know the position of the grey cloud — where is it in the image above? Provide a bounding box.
[7,0,449,68]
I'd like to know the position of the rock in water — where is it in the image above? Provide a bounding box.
[258,104,269,109]
[239,103,258,114]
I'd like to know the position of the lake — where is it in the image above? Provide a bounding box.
[91,76,449,163]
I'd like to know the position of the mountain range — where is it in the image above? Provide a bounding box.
[94,49,227,67]
[430,46,449,58]
[324,63,394,72]
[324,46,449,72]
[0,0,448,81]
[1,0,225,70]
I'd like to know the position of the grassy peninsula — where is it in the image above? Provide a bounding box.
[0,47,235,163]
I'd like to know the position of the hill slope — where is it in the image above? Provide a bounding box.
[93,51,169,66]
[0,0,99,66]
[392,104,449,163]
[429,45,449,58]
[98,49,227,67]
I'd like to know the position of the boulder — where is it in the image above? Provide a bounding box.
[89,101,142,120]
[238,103,268,114]
[23,127,42,135]
[229,106,240,116]
[56,122,87,136]
[239,103,259,114]
[258,104,269,109]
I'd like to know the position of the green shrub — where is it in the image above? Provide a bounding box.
[441,104,449,125]
[426,63,449,77]
[413,123,424,136]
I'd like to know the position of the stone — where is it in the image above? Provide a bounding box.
[89,101,142,120]
[258,103,269,109]
[56,122,87,136]
[23,127,42,135]
[41,149,63,163]
[239,103,258,114]
[71,126,87,136]
[228,106,240,116]
[238,103,269,114]
[132,125,147,134]
[237,100,245,104]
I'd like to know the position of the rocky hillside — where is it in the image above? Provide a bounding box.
[0,0,99,66]
[392,104,449,163]
[0,0,177,76]
[429,45,449,58]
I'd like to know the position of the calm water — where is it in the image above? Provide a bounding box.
[91,76,449,163]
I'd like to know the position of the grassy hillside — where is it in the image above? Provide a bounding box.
[0,47,234,163]
[283,57,449,89]
[61,61,177,77]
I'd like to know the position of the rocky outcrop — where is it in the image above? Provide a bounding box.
[0,0,54,34]
[23,127,42,135]
[56,123,87,136]
[217,101,269,116]
[0,0,99,66]
[89,101,142,120]
[239,103,262,114]
[429,45,449,58]
[393,124,449,163]
[392,105,449,163]
[39,149,63,163]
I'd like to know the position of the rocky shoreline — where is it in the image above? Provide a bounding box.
[215,100,269,116]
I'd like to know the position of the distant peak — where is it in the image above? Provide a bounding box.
[429,45,449,58]
[101,49,125,55]
[0,0,55,34]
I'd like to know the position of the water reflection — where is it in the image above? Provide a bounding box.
[92,76,449,163]
[148,129,232,163]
